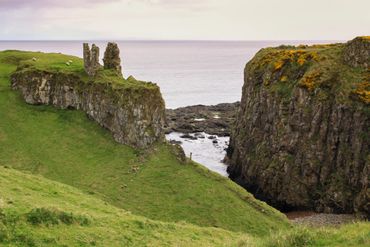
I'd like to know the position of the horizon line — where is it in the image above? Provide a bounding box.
[0,39,345,42]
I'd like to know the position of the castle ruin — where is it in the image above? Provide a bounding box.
[83,42,122,77]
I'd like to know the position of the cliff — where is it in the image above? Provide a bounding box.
[10,51,165,148]
[226,37,370,215]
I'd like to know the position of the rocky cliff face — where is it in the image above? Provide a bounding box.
[11,69,166,148]
[226,37,369,215]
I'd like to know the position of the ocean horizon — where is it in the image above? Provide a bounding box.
[0,40,339,108]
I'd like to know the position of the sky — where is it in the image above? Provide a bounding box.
[0,0,369,40]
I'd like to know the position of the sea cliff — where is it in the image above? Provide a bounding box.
[226,37,369,215]
[10,50,165,148]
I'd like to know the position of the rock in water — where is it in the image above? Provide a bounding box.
[226,37,369,215]
[83,43,101,77]
[103,42,122,76]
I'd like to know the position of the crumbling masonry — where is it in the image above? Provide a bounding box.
[83,43,101,77]
[83,42,122,77]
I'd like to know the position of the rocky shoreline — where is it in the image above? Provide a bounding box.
[165,101,367,224]
[288,212,360,227]
[165,102,239,136]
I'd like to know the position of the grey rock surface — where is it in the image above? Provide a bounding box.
[11,70,166,148]
[226,38,370,215]
[165,102,239,136]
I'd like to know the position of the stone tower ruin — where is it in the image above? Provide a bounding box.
[83,43,101,77]
[103,42,122,76]
[83,42,123,77]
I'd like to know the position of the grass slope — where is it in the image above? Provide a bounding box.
[0,166,248,246]
[1,167,369,246]
[0,50,289,235]
[255,222,370,247]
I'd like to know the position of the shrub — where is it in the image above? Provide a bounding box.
[0,222,8,243]
[26,208,59,226]
[26,208,90,226]
[299,71,322,91]
[353,81,370,104]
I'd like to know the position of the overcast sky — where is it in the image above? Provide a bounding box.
[0,0,369,40]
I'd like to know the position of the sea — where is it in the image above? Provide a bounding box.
[0,40,337,176]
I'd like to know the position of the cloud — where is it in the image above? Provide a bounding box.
[135,0,213,10]
[0,0,369,40]
[0,0,120,9]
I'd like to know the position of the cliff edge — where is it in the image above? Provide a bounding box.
[226,37,369,215]
[10,45,165,148]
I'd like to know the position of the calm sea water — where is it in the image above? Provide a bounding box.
[0,40,335,108]
[0,40,336,175]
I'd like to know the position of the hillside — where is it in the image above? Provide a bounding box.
[0,166,247,246]
[227,37,369,214]
[0,50,289,235]
[1,166,369,246]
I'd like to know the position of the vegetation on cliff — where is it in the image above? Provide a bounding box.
[246,40,369,105]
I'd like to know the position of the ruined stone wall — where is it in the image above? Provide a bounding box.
[83,43,101,77]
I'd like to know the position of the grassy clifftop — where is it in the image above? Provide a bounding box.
[0,50,289,235]
[247,39,369,105]
[2,50,156,90]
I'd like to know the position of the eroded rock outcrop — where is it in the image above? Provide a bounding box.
[226,37,370,215]
[11,51,165,148]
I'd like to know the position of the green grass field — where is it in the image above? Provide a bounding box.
[0,50,369,246]
[1,166,368,246]
[0,166,248,246]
